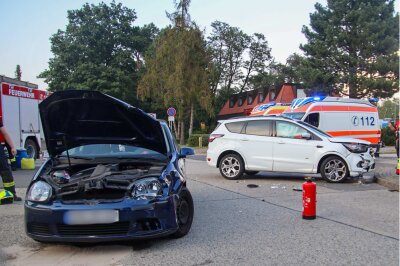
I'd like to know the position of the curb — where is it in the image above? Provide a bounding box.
[375,175,399,191]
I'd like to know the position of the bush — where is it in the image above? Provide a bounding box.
[187,134,209,147]
[381,127,396,146]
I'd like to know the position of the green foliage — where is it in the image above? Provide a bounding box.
[137,25,211,131]
[378,99,399,120]
[38,1,158,104]
[187,134,209,147]
[381,127,396,146]
[15,65,21,80]
[301,0,399,98]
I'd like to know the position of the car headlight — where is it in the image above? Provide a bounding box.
[131,178,163,199]
[342,143,368,153]
[27,181,52,202]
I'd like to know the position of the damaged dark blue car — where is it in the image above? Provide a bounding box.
[25,90,194,243]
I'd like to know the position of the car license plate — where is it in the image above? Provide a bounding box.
[64,210,119,225]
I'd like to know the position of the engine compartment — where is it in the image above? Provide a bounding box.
[41,160,165,201]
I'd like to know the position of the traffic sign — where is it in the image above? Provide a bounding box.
[167,107,176,117]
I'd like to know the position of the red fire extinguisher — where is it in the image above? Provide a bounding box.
[302,177,316,219]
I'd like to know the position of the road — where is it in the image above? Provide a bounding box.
[0,156,398,266]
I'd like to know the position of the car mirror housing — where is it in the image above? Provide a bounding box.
[179,147,195,158]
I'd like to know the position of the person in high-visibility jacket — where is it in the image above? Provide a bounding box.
[0,121,21,201]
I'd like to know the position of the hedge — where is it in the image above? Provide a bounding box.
[381,127,396,146]
[187,134,209,147]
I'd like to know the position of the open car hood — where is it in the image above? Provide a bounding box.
[40,90,167,157]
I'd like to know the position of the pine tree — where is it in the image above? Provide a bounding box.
[301,0,399,98]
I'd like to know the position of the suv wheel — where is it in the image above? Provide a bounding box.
[219,154,244,180]
[320,156,349,183]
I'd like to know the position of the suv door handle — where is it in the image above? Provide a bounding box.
[316,145,324,148]
[241,138,249,141]
[277,140,285,144]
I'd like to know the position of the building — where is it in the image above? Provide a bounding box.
[217,83,305,120]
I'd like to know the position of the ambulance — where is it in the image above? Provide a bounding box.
[0,75,50,159]
[249,102,290,116]
[282,96,381,151]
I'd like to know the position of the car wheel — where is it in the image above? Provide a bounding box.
[245,171,259,176]
[320,156,349,183]
[219,154,244,180]
[170,187,194,238]
[25,139,38,159]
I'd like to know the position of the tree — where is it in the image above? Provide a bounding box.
[15,65,21,80]
[378,99,399,119]
[207,21,272,121]
[138,1,211,144]
[301,0,399,98]
[38,1,158,104]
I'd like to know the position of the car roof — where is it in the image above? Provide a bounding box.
[223,115,295,123]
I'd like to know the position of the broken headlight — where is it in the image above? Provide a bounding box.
[131,177,163,199]
[342,143,368,153]
[27,181,52,202]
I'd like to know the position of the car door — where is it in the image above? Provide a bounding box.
[238,120,273,171]
[272,120,319,173]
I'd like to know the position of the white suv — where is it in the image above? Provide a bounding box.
[207,116,375,183]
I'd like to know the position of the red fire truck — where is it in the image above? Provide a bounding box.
[0,75,50,158]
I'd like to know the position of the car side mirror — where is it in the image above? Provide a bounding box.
[179,147,195,158]
[301,132,312,140]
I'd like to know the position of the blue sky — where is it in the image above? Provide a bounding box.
[0,0,398,90]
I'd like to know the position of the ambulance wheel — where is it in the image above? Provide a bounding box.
[320,156,349,183]
[25,139,38,159]
[219,154,244,180]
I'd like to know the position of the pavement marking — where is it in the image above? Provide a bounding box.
[188,177,399,241]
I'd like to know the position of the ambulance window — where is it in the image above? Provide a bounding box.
[305,113,319,127]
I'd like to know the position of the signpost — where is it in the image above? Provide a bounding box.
[167,107,176,135]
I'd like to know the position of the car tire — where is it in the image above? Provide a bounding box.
[219,154,245,180]
[170,187,194,239]
[320,156,349,183]
[24,139,38,159]
[245,171,259,176]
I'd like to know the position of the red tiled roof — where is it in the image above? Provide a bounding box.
[218,84,299,118]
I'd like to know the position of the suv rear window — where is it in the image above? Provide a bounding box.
[244,120,272,136]
[225,121,245,133]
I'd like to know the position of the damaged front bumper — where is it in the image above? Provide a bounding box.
[347,151,375,177]
[25,195,179,243]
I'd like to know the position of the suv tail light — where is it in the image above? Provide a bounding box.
[209,134,224,143]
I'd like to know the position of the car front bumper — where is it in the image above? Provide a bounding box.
[346,151,375,177]
[25,196,179,243]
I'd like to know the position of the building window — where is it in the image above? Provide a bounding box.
[258,92,265,103]
[270,91,276,100]
[238,97,244,106]
[229,97,235,108]
[248,95,254,105]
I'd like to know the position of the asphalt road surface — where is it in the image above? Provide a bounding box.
[0,157,398,266]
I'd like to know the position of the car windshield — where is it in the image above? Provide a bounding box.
[60,144,166,159]
[297,121,332,138]
[282,112,305,120]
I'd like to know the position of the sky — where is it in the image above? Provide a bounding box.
[0,0,398,91]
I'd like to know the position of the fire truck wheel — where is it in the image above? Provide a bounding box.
[320,156,349,183]
[25,139,38,159]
